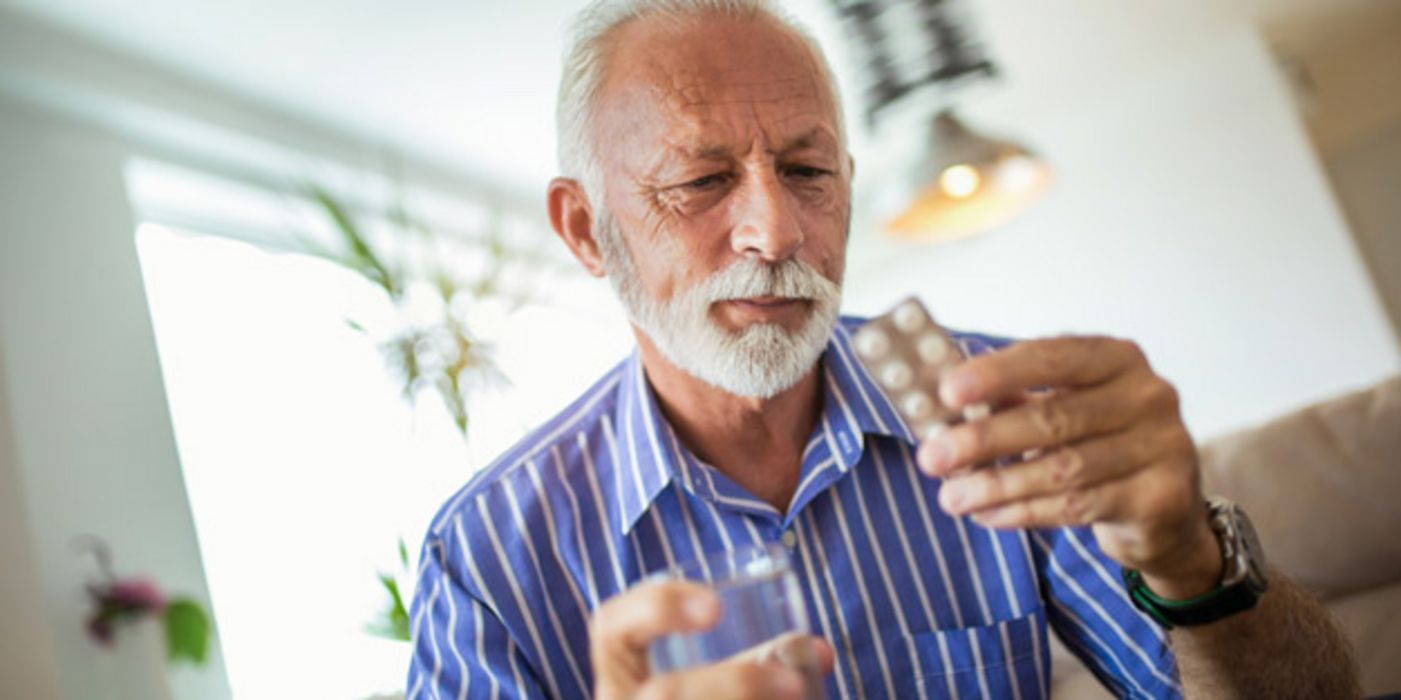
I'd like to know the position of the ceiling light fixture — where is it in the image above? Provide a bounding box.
[886,110,1053,241]
[831,0,1053,242]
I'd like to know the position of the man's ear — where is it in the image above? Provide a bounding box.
[547,177,607,278]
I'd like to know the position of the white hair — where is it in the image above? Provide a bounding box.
[556,0,846,204]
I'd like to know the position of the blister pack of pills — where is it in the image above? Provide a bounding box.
[853,297,990,440]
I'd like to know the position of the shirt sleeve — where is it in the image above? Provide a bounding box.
[1030,526,1183,699]
[406,534,547,700]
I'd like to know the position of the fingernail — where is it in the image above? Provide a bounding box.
[939,481,966,513]
[774,644,800,669]
[971,507,1003,528]
[940,371,976,406]
[685,593,717,624]
[919,437,954,475]
[922,424,949,442]
[771,668,804,696]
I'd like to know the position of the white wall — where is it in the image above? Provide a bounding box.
[0,348,62,700]
[0,99,232,700]
[842,27,1400,439]
[1326,120,1401,346]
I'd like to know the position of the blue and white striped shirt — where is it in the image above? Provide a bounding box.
[408,318,1181,699]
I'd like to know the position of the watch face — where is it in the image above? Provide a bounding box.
[1230,504,1269,590]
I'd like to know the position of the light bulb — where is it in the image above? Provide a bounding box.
[939,164,981,199]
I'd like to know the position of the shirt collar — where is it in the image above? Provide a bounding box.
[612,352,681,536]
[820,321,918,466]
[611,318,920,535]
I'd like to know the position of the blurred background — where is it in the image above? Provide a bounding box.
[1,0,1397,698]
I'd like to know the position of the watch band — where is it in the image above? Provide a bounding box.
[1122,498,1268,629]
[1122,567,1261,629]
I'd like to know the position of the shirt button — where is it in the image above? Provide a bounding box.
[781,529,798,549]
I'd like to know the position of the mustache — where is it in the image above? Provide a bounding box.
[695,258,841,304]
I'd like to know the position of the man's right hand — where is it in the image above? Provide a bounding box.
[589,580,835,700]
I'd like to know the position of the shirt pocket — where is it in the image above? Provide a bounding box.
[905,607,1048,700]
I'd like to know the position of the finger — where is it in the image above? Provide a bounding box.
[937,429,1160,516]
[917,380,1141,476]
[796,636,836,677]
[734,632,836,677]
[591,580,720,659]
[991,388,1042,410]
[940,336,1146,408]
[637,660,806,700]
[965,462,1188,531]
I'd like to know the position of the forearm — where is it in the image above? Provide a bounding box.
[1169,571,1360,699]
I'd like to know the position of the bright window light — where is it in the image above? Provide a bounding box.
[135,221,629,699]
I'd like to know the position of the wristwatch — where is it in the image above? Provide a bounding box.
[1122,497,1269,629]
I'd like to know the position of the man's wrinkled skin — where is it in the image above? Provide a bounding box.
[546,10,1361,700]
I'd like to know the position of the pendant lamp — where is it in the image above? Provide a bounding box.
[831,0,1052,241]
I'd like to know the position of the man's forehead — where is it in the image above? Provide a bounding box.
[677,124,841,160]
[655,62,817,104]
[600,21,840,146]
[611,16,831,100]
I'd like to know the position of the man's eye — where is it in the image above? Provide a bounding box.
[786,165,831,180]
[682,174,727,190]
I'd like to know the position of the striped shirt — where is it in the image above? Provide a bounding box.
[407,318,1182,699]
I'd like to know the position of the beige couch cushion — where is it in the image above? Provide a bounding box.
[1199,375,1401,600]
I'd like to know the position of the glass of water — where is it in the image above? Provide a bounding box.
[646,543,825,699]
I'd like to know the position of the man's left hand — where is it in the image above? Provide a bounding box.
[916,336,1222,596]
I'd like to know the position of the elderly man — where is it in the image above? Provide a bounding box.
[408,1,1358,698]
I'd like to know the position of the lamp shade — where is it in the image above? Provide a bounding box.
[886,110,1053,241]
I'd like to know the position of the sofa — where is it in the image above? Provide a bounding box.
[1050,374,1401,697]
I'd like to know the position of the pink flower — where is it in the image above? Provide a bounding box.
[84,578,168,648]
[107,579,167,613]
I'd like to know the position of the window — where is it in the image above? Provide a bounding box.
[133,162,629,699]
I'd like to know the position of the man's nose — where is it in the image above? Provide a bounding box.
[729,172,804,262]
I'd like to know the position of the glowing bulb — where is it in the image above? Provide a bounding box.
[939,164,981,199]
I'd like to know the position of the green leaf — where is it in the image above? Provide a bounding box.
[397,538,410,570]
[370,574,412,642]
[163,599,210,665]
[390,606,410,642]
[309,186,396,294]
[378,574,406,614]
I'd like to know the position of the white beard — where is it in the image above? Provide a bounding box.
[594,213,842,399]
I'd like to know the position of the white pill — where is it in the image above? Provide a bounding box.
[922,423,950,442]
[893,301,926,332]
[962,403,991,422]
[854,327,890,358]
[917,333,951,364]
[880,361,913,389]
[902,391,934,420]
